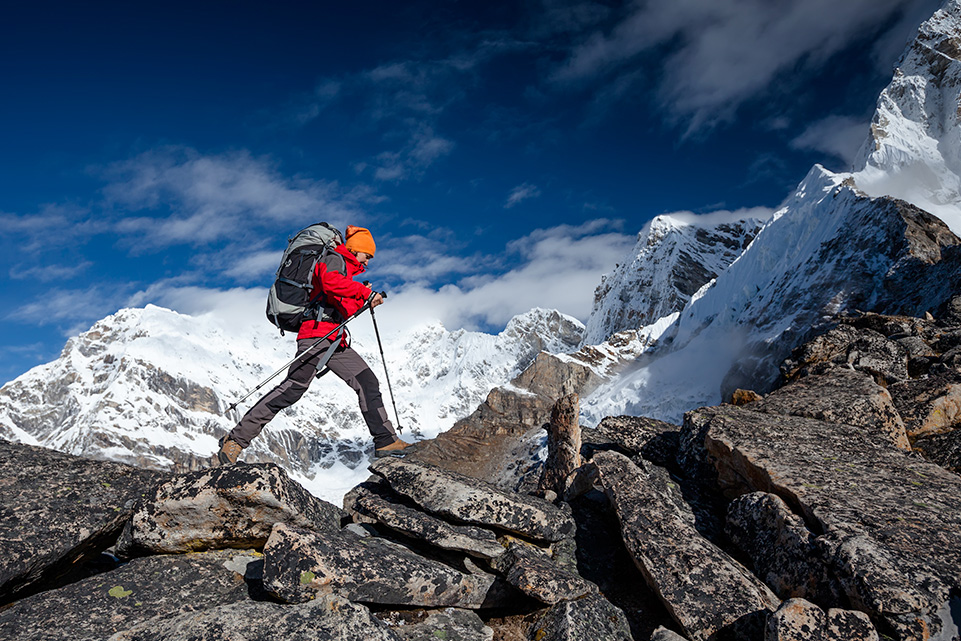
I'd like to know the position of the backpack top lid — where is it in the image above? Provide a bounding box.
[266,222,344,334]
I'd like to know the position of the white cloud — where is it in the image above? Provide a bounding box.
[382,220,635,332]
[791,115,870,167]
[505,183,542,208]
[551,0,943,130]
[9,261,93,282]
[371,127,455,182]
[103,146,367,246]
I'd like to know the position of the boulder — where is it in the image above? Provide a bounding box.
[108,592,402,641]
[593,450,779,641]
[528,593,633,641]
[752,368,909,449]
[888,370,961,438]
[913,428,961,472]
[343,480,506,560]
[379,608,494,641]
[780,326,909,384]
[262,522,507,608]
[726,492,841,607]
[688,405,961,640]
[369,457,575,543]
[592,415,681,468]
[0,439,166,604]
[0,549,260,641]
[490,540,597,605]
[765,598,878,641]
[115,463,343,555]
[651,628,692,641]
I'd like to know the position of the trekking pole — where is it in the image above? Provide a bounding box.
[368,298,403,434]
[225,298,380,415]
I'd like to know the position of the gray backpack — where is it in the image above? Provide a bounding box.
[266,222,343,335]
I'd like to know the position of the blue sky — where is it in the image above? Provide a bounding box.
[0,0,944,384]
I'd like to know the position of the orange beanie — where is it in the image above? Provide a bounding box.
[344,225,376,256]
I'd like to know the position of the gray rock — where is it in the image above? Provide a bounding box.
[593,415,681,467]
[0,549,260,641]
[845,330,911,384]
[490,540,597,605]
[765,598,878,641]
[262,522,507,608]
[780,325,862,381]
[651,627,692,641]
[108,592,402,641]
[383,608,493,641]
[913,428,961,473]
[528,592,633,641]
[344,480,505,560]
[726,492,842,607]
[752,368,909,449]
[888,370,961,438]
[0,439,166,604]
[369,457,575,543]
[115,462,343,555]
[689,405,961,640]
[593,450,779,641]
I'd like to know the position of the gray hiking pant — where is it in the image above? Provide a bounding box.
[228,338,397,449]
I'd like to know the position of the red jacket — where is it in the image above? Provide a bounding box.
[297,245,373,343]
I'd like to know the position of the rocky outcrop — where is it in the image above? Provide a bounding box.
[115,463,343,556]
[0,549,262,641]
[369,457,575,543]
[344,480,506,560]
[765,598,878,641]
[528,592,635,641]
[490,540,597,605]
[751,368,909,449]
[686,404,961,640]
[0,439,166,604]
[261,522,506,608]
[593,450,779,640]
[108,593,403,641]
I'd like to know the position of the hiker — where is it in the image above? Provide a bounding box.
[217,225,412,464]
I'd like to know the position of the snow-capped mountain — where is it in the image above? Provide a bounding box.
[853,0,961,229]
[580,0,961,425]
[0,304,582,502]
[582,212,767,346]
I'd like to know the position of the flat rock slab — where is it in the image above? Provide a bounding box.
[528,593,634,641]
[344,480,506,560]
[116,462,343,555]
[726,492,841,606]
[753,368,909,449]
[263,522,505,608]
[689,405,961,640]
[491,540,597,605]
[381,608,494,641]
[108,592,402,641]
[369,457,575,543]
[593,450,779,641]
[0,549,259,641]
[0,439,166,603]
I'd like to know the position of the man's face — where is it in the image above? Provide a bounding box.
[355,252,371,266]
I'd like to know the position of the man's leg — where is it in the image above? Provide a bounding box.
[326,345,399,449]
[225,339,322,451]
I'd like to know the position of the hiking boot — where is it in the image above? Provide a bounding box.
[374,438,414,458]
[217,436,243,465]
